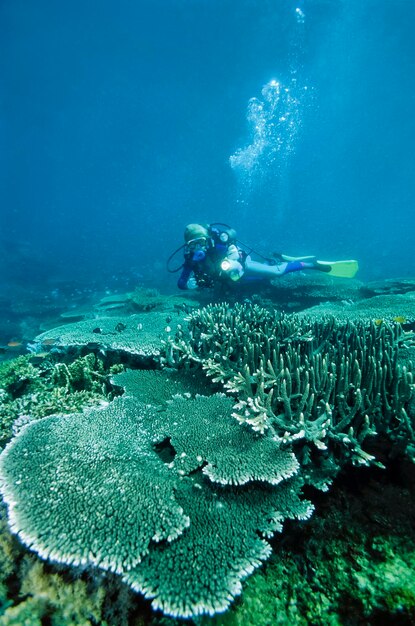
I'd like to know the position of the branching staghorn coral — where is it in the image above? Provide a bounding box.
[165,303,415,477]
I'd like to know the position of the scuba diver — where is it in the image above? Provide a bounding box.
[168,223,359,291]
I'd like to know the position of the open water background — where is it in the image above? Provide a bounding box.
[1,0,414,301]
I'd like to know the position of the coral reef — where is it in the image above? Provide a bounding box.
[123,475,310,619]
[0,558,107,626]
[0,505,18,609]
[296,292,415,323]
[127,287,198,313]
[208,463,415,626]
[1,297,415,623]
[166,302,415,487]
[187,267,364,312]
[150,393,299,486]
[111,367,215,404]
[0,387,312,618]
[3,459,415,625]
[95,293,133,312]
[0,502,136,626]
[54,290,200,332]
[0,397,190,573]
[0,354,114,447]
[90,288,200,316]
[34,312,186,360]
[269,271,364,310]
[360,277,415,298]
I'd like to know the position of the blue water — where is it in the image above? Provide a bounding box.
[1,0,414,308]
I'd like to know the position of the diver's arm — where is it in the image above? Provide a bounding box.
[178,257,200,290]
[178,265,195,289]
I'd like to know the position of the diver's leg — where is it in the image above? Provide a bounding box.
[283,259,322,274]
[244,258,317,278]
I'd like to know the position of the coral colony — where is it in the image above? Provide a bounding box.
[0,296,414,620]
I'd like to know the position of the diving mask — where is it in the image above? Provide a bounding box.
[186,237,209,253]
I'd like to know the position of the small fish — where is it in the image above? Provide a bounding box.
[86,342,102,350]
[374,319,383,326]
[29,352,50,364]
[7,341,23,348]
[41,337,57,346]
[393,316,407,324]
[92,327,102,334]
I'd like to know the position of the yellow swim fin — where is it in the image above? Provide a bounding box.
[280,254,359,278]
[315,259,359,278]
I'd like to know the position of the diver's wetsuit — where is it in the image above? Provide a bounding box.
[178,226,317,290]
[178,239,241,289]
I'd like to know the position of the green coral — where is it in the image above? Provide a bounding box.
[0,598,44,625]
[207,467,415,626]
[111,367,214,404]
[148,393,299,486]
[0,388,312,619]
[0,506,19,610]
[124,475,311,619]
[34,312,186,359]
[0,397,190,573]
[19,560,107,626]
[167,303,415,486]
[297,292,415,323]
[0,357,40,394]
[0,354,114,447]
[2,299,415,622]
[0,556,108,626]
[0,505,132,626]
